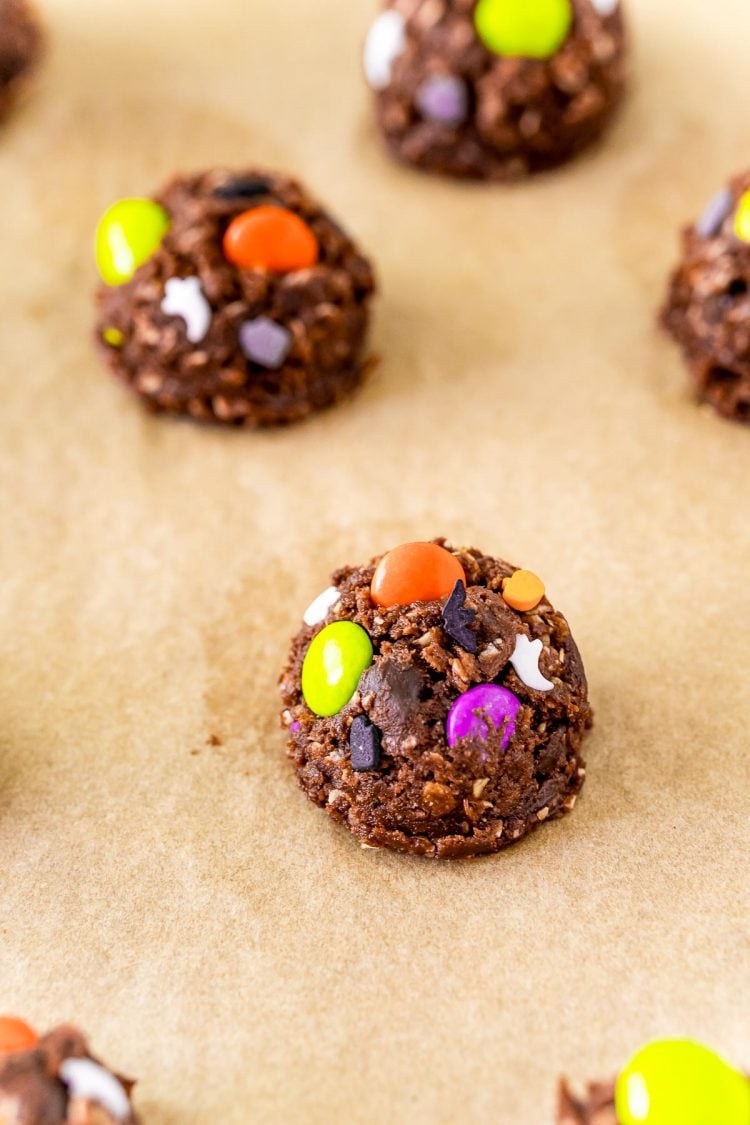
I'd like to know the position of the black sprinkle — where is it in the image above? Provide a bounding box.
[212,177,272,200]
[442,580,477,653]
[350,716,382,772]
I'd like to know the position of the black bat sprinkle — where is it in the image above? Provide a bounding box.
[442,580,477,653]
[212,177,272,201]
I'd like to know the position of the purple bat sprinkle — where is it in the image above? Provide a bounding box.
[291,721,301,732]
[695,187,733,239]
[239,317,292,370]
[416,75,468,127]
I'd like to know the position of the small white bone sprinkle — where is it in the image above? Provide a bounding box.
[59,1058,130,1121]
[303,586,341,627]
[161,276,212,343]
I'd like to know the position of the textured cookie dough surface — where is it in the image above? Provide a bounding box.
[0,1024,138,1123]
[0,0,41,120]
[557,1079,618,1123]
[94,170,376,427]
[280,541,591,859]
[662,170,750,423]
[364,0,627,180]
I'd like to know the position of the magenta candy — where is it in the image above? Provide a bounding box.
[446,684,520,749]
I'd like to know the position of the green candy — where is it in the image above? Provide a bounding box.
[301,622,374,718]
[615,1040,750,1125]
[95,198,171,286]
[474,0,573,59]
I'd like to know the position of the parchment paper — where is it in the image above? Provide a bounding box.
[1,0,749,1121]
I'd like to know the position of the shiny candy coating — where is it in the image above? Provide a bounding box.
[102,327,124,348]
[502,569,545,612]
[371,543,466,608]
[223,206,319,272]
[474,0,573,59]
[733,190,750,244]
[0,1016,38,1055]
[301,622,374,717]
[615,1039,750,1125]
[95,198,171,286]
[446,683,521,749]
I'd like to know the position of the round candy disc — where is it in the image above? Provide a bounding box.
[301,621,374,717]
[502,569,545,612]
[371,543,466,608]
[733,189,750,243]
[474,0,573,59]
[446,683,520,749]
[223,206,319,272]
[95,199,171,287]
[615,1039,750,1125]
[0,1016,38,1055]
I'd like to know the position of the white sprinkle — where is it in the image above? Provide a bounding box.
[161,276,212,343]
[303,586,341,627]
[363,10,407,90]
[59,1059,130,1121]
[510,634,554,692]
[591,0,619,15]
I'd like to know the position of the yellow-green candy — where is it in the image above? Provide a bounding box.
[102,327,124,348]
[301,622,374,717]
[734,189,750,243]
[95,198,171,286]
[474,0,573,59]
[615,1039,750,1125]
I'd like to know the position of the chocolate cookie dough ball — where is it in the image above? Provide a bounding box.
[0,0,42,121]
[557,1039,750,1125]
[662,173,750,423]
[280,540,591,859]
[0,1017,139,1123]
[363,0,627,180]
[93,170,376,427]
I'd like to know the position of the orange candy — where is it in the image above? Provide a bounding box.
[223,206,319,273]
[0,1016,38,1055]
[371,542,466,608]
[502,569,545,612]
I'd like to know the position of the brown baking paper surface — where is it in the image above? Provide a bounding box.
[1,0,749,1121]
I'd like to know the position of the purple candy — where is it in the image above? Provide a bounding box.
[290,721,301,732]
[695,187,733,239]
[239,316,292,370]
[446,684,521,750]
[416,75,468,126]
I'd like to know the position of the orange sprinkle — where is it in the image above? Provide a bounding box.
[371,542,466,608]
[223,206,319,273]
[0,1016,38,1056]
[502,570,545,612]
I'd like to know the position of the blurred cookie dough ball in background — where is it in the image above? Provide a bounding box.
[364,0,628,180]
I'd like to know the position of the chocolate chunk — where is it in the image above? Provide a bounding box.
[350,716,382,771]
[360,658,426,742]
[442,580,477,652]
[212,176,272,200]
